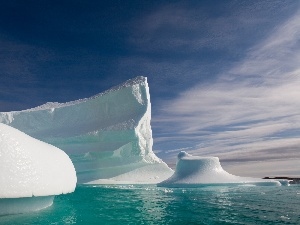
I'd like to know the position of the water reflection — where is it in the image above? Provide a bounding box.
[136,187,176,223]
[1,185,299,225]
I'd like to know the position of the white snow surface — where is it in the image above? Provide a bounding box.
[158,151,281,187]
[0,77,173,184]
[0,123,77,198]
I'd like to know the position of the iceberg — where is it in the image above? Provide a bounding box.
[0,196,55,216]
[158,151,281,187]
[0,123,76,215]
[0,77,173,184]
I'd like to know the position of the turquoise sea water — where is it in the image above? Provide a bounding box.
[1,184,299,225]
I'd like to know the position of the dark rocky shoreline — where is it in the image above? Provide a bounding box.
[263,177,300,184]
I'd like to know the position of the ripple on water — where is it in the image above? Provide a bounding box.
[1,185,300,225]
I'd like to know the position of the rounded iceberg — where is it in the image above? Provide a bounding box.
[0,123,77,215]
[158,151,281,187]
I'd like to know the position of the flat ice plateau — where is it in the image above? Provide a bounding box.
[0,123,76,215]
[158,151,282,187]
[0,77,173,184]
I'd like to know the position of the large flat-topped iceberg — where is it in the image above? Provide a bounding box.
[0,123,76,215]
[0,77,173,184]
[158,151,281,187]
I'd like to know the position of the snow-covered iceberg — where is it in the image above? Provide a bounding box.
[158,151,281,187]
[0,77,173,184]
[0,123,76,215]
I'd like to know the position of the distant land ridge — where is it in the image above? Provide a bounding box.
[263,177,300,184]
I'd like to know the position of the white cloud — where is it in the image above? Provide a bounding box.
[154,10,300,176]
[223,158,300,177]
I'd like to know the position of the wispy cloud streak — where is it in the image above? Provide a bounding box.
[153,10,300,175]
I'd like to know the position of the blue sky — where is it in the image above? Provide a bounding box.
[1,0,300,176]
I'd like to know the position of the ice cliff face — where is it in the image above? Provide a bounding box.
[0,77,173,184]
[158,151,281,187]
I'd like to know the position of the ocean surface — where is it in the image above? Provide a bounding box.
[1,184,299,225]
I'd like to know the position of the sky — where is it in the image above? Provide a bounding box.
[1,0,300,177]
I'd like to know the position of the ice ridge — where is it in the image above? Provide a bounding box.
[0,76,173,184]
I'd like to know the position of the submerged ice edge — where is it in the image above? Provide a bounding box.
[0,196,54,216]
